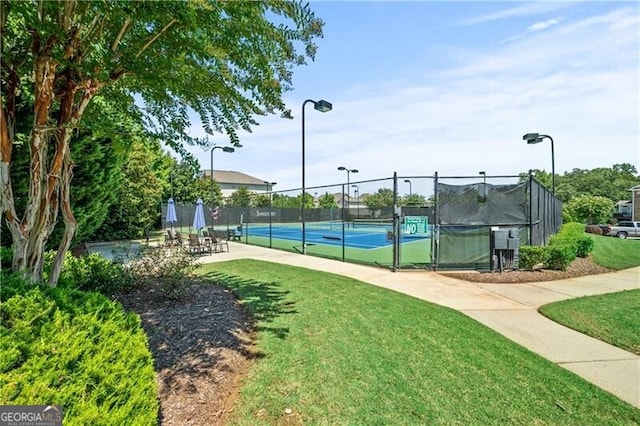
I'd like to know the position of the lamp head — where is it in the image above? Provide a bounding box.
[523,133,542,144]
[222,146,235,153]
[314,99,332,113]
[338,166,346,171]
[351,169,359,174]
[479,171,486,175]
[404,179,411,183]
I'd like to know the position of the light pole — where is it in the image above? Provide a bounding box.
[523,132,556,229]
[351,184,359,219]
[337,166,358,213]
[404,179,412,196]
[210,144,237,217]
[523,133,555,196]
[264,181,276,248]
[479,171,486,199]
[302,99,332,254]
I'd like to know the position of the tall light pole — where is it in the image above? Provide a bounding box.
[302,99,332,254]
[479,171,486,199]
[210,144,237,215]
[351,184,359,219]
[263,181,277,248]
[523,132,556,230]
[523,133,555,197]
[404,179,412,196]
[337,166,358,212]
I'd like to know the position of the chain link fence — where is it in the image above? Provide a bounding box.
[159,171,560,271]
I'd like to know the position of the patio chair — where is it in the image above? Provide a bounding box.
[175,232,185,247]
[215,237,229,253]
[166,228,179,247]
[188,233,211,254]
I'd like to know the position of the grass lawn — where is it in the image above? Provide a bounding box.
[536,234,640,355]
[539,289,640,355]
[590,234,640,270]
[199,260,640,424]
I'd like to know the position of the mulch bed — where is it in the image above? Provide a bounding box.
[438,256,611,284]
[115,280,257,426]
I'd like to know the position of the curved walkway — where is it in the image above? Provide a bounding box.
[201,242,640,408]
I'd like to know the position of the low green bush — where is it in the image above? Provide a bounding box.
[545,244,576,271]
[0,276,158,425]
[576,235,595,258]
[123,246,199,299]
[53,252,135,295]
[518,246,548,270]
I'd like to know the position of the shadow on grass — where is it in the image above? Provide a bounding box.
[203,271,297,340]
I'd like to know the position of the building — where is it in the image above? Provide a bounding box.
[203,170,273,198]
[632,185,640,221]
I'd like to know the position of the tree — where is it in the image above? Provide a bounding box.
[226,187,253,207]
[96,138,164,240]
[400,194,427,207]
[1,1,323,284]
[364,188,395,210]
[318,192,338,208]
[254,194,270,208]
[565,196,614,225]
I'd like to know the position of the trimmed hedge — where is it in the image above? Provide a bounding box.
[519,222,594,270]
[518,246,548,270]
[0,275,158,425]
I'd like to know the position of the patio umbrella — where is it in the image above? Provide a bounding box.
[192,198,206,234]
[166,197,178,230]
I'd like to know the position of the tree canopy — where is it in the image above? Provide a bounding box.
[1,0,324,284]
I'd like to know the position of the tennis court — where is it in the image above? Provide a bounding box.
[245,220,428,250]
[237,220,432,268]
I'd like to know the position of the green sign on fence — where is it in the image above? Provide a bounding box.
[405,216,429,236]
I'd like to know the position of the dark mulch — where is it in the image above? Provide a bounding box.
[115,280,257,426]
[439,256,611,284]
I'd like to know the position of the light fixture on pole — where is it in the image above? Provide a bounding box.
[302,99,332,254]
[351,184,359,219]
[523,132,556,228]
[210,144,238,216]
[522,133,555,196]
[479,171,486,199]
[337,166,358,211]
[403,179,412,196]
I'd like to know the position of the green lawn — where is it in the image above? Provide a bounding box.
[539,289,640,355]
[591,234,640,270]
[536,235,640,355]
[199,260,639,424]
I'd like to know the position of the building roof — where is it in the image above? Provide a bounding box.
[204,170,267,186]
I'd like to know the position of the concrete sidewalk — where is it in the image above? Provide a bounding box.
[201,242,640,408]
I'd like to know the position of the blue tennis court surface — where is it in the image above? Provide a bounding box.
[245,223,428,250]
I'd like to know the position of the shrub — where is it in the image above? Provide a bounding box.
[545,244,576,271]
[0,246,12,270]
[519,246,548,270]
[576,235,595,258]
[0,277,158,424]
[562,211,574,224]
[124,246,199,299]
[47,251,135,296]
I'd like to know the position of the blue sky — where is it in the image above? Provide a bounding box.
[188,1,639,194]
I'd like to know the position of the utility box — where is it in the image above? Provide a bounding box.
[490,228,519,272]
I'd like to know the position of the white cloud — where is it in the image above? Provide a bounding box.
[527,17,563,31]
[458,2,572,26]
[190,5,639,193]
